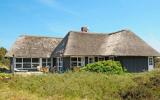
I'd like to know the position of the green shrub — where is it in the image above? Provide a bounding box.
[0,73,12,80]
[81,60,125,74]
[155,57,160,68]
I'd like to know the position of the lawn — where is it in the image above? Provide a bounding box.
[0,70,160,100]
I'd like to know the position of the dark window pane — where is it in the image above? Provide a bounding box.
[47,63,51,67]
[99,57,104,61]
[16,64,22,68]
[42,58,46,62]
[78,63,81,66]
[71,57,77,61]
[71,62,77,66]
[149,58,153,65]
[47,58,51,62]
[23,58,31,63]
[89,58,94,63]
[16,58,22,63]
[23,64,31,68]
[32,58,39,63]
[42,63,46,67]
[78,58,81,61]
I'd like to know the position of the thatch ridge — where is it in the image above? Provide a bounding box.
[19,35,62,39]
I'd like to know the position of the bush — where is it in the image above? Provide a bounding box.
[81,60,125,74]
[155,57,160,68]
[0,73,12,80]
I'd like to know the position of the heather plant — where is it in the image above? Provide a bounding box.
[0,69,160,100]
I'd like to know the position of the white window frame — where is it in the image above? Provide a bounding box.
[148,57,154,71]
[15,58,40,69]
[70,57,85,68]
[31,58,40,69]
[42,58,51,68]
[23,58,32,69]
[88,57,95,64]
[98,56,105,61]
[57,57,63,72]
[15,58,23,69]
[109,56,114,61]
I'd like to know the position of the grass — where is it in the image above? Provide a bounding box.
[0,69,160,100]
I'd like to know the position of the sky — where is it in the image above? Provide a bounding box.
[0,0,160,52]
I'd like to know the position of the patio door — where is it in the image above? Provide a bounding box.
[57,57,63,72]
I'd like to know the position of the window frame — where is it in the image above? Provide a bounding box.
[149,57,153,66]
[42,58,51,67]
[88,57,95,64]
[15,58,40,69]
[109,56,114,61]
[32,58,40,69]
[15,58,23,69]
[23,58,32,69]
[98,56,105,61]
[70,57,85,68]
[148,57,154,71]
[56,57,63,72]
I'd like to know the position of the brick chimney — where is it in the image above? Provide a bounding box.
[81,26,88,32]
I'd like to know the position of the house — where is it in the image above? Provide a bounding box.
[6,27,160,72]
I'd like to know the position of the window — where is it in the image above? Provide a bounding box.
[15,58,40,69]
[16,64,22,68]
[149,57,153,66]
[148,57,154,71]
[47,58,51,67]
[32,58,39,68]
[32,58,39,63]
[42,58,51,67]
[15,58,22,69]
[78,57,83,66]
[23,64,31,68]
[42,58,46,67]
[16,58,22,63]
[98,57,105,61]
[23,58,31,63]
[88,57,94,64]
[109,56,114,61]
[71,57,77,66]
[71,57,85,67]
[23,58,31,68]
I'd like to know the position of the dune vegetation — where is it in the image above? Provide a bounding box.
[0,69,160,100]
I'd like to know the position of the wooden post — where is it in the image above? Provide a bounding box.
[11,55,15,74]
[10,58,13,73]
[51,58,53,67]
[40,58,42,67]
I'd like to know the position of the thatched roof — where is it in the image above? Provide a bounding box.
[53,30,160,57]
[6,35,62,58]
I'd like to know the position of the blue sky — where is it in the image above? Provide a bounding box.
[0,0,160,52]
